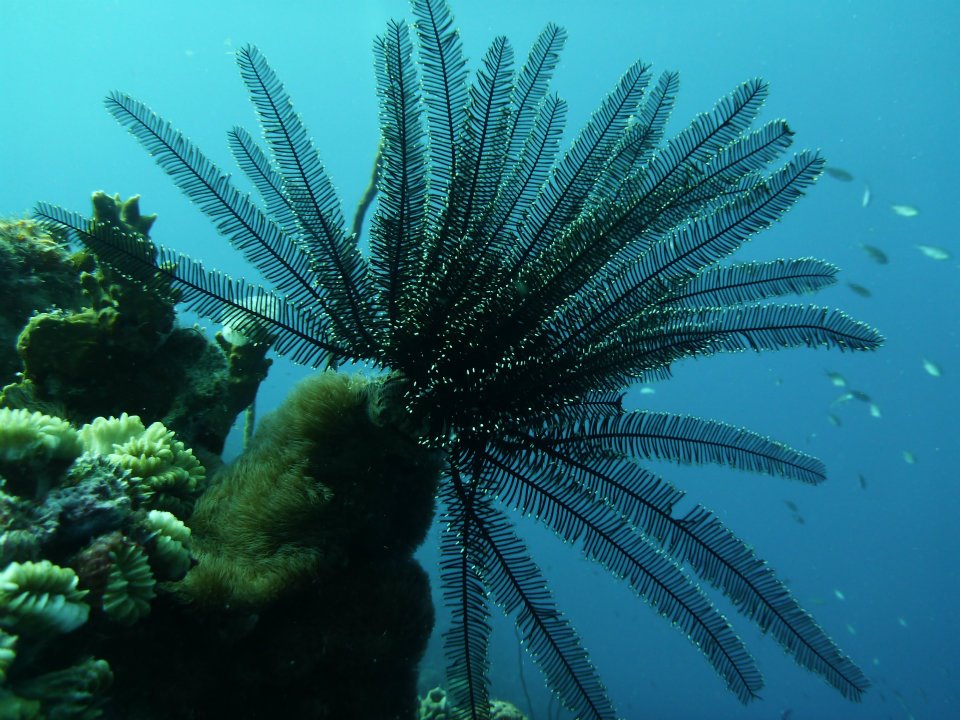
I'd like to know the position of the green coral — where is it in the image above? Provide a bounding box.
[78,414,203,516]
[14,657,112,720]
[76,413,143,455]
[101,543,155,626]
[0,408,82,464]
[0,560,89,636]
[0,693,41,719]
[143,510,191,580]
[0,630,16,682]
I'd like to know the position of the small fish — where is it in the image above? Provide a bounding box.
[897,617,909,628]
[891,204,919,217]
[846,623,857,635]
[784,500,799,513]
[858,473,868,489]
[827,413,843,427]
[846,282,872,297]
[915,244,951,260]
[638,386,657,395]
[824,166,854,182]
[793,514,806,525]
[834,588,846,601]
[859,243,888,264]
[831,392,855,405]
[869,402,882,418]
[903,450,916,465]
[849,389,872,403]
[861,185,871,208]
[825,370,847,387]
[922,358,942,377]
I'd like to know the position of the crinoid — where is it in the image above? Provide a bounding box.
[37,0,880,716]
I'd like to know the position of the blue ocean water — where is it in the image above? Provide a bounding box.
[1,1,957,718]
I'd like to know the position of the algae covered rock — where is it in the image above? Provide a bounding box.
[2,193,271,459]
[0,218,84,387]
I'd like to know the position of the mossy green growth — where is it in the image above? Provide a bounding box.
[181,370,442,608]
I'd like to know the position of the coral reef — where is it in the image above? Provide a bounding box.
[109,371,442,718]
[2,199,444,716]
[0,372,442,717]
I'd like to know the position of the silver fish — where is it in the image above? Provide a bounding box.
[922,358,942,377]
[891,204,919,217]
[825,370,847,387]
[915,244,951,261]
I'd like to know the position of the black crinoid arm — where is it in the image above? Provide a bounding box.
[36,0,881,717]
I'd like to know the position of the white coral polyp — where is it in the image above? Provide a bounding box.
[77,412,146,455]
